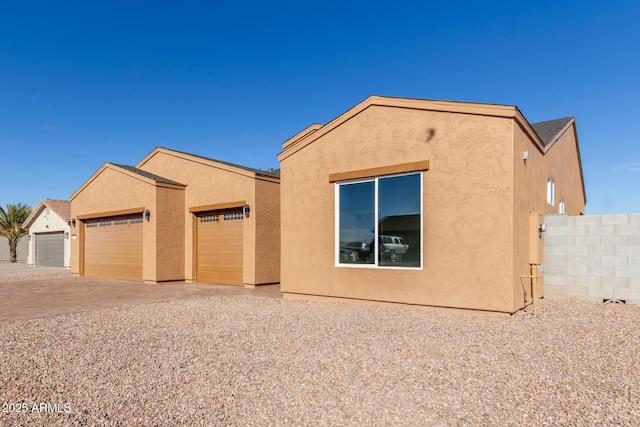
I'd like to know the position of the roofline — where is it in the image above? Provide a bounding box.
[514,108,547,153]
[540,117,575,150]
[279,95,524,162]
[543,117,586,204]
[571,120,587,205]
[282,123,323,151]
[69,163,185,201]
[22,202,44,227]
[111,163,186,186]
[136,147,280,183]
[22,199,70,228]
[277,94,586,204]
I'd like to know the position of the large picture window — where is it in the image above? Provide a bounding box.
[336,173,422,268]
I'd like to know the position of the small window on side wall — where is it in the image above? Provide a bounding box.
[559,200,565,214]
[547,179,555,206]
[336,172,422,269]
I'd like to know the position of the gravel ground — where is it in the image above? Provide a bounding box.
[1,297,639,426]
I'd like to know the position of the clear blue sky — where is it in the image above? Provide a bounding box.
[1,1,638,214]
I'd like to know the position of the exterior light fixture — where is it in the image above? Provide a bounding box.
[523,151,529,161]
[71,218,76,227]
[538,223,547,237]
[145,209,151,221]
[243,204,250,218]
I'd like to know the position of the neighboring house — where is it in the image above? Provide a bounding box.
[22,199,71,268]
[0,237,28,262]
[278,95,586,315]
[70,147,280,286]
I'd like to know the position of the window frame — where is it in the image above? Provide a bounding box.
[334,171,423,270]
[547,179,555,206]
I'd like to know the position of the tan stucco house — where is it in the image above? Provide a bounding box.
[70,147,280,286]
[278,96,585,314]
[22,199,71,268]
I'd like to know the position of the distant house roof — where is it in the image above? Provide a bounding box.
[379,214,421,232]
[22,199,71,227]
[155,147,281,178]
[531,117,574,146]
[110,163,186,186]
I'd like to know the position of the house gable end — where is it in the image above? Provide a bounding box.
[137,147,280,182]
[279,95,521,162]
[22,199,70,228]
[528,117,586,205]
[70,163,184,201]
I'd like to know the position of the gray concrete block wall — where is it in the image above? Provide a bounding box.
[0,236,28,262]
[544,213,640,304]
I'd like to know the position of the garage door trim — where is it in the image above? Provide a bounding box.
[77,207,145,220]
[189,200,246,214]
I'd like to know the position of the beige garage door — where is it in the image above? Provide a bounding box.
[84,215,143,281]
[196,209,243,285]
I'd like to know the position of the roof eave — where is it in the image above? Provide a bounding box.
[514,108,547,153]
[523,116,587,206]
[137,147,278,180]
[278,95,520,162]
[21,201,46,228]
[544,119,586,206]
[70,163,184,201]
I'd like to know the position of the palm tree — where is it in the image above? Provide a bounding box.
[0,203,32,263]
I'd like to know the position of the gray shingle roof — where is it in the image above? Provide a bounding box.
[111,164,185,186]
[159,147,281,178]
[531,117,573,146]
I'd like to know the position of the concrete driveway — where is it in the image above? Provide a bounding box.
[0,263,281,322]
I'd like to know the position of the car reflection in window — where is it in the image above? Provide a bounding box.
[340,239,373,263]
[379,235,409,263]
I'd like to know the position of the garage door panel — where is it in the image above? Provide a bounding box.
[198,247,242,257]
[84,215,143,281]
[36,232,64,267]
[196,209,243,285]
[199,261,242,271]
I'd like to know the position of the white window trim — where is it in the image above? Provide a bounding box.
[547,179,555,206]
[334,172,423,270]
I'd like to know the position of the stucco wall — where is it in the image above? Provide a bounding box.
[0,236,28,262]
[70,167,160,281]
[280,104,517,313]
[544,213,640,303]
[511,121,586,310]
[26,208,71,268]
[154,185,186,281]
[254,177,281,284]
[138,150,280,285]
